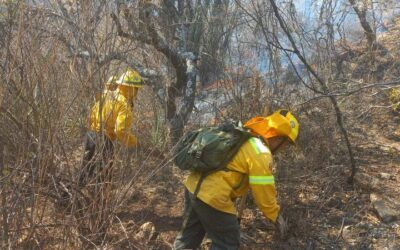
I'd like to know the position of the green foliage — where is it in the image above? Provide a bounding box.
[389,88,400,112]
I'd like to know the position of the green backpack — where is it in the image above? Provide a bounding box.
[174,122,252,174]
[174,122,253,229]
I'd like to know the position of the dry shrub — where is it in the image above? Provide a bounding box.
[295,103,345,170]
[0,4,127,248]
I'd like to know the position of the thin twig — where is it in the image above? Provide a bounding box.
[336,217,345,240]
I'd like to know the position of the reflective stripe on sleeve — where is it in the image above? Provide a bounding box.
[249,175,275,185]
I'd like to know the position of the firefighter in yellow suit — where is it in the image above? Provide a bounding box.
[174,110,299,250]
[80,69,142,185]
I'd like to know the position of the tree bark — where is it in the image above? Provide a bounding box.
[111,5,198,145]
[348,0,376,49]
[169,57,198,143]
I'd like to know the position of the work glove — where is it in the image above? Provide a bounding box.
[275,213,289,239]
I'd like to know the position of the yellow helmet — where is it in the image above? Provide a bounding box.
[116,69,143,87]
[105,75,118,85]
[104,75,118,91]
[244,110,299,143]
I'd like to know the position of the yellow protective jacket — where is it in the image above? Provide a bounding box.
[88,90,137,147]
[185,137,280,222]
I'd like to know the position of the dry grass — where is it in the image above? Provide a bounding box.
[0,1,399,249]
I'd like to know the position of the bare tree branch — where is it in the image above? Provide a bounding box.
[268,0,357,183]
[296,80,400,106]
